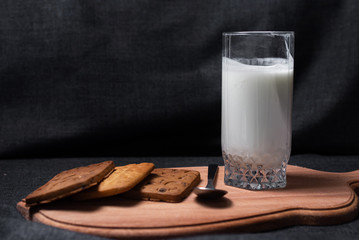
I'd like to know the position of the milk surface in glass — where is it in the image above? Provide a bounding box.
[222,56,293,189]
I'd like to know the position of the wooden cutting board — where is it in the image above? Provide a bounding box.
[17,165,359,239]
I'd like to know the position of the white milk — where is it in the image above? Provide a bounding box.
[222,57,293,169]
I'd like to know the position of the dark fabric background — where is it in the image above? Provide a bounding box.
[0,0,358,159]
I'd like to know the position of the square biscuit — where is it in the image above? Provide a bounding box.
[25,161,115,206]
[123,168,200,203]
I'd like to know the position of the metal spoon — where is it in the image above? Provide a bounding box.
[194,164,228,199]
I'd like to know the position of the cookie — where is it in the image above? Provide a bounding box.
[25,161,115,206]
[123,168,200,203]
[73,162,155,200]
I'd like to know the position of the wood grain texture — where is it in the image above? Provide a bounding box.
[17,165,359,239]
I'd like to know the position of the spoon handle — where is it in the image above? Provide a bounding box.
[206,164,218,189]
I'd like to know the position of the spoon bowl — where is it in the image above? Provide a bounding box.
[194,187,228,199]
[194,164,228,199]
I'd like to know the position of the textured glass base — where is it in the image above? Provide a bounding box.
[223,151,288,190]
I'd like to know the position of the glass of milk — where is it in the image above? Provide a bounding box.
[222,31,294,190]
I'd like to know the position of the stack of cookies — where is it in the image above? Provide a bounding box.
[25,161,201,206]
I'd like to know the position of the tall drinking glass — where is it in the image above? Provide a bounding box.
[222,31,294,190]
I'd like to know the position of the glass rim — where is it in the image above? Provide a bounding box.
[222,31,294,36]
